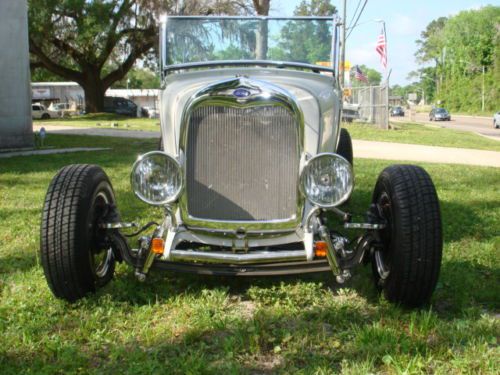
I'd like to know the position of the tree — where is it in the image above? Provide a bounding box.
[294,0,336,16]
[415,17,447,66]
[28,0,160,112]
[268,0,336,63]
[413,6,499,112]
[252,0,271,59]
[351,65,381,86]
[112,68,160,89]
[28,0,250,112]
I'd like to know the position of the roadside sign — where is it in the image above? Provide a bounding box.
[340,61,351,71]
[33,88,51,99]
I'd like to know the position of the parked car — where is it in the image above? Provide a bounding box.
[49,102,69,111]
[48,102,78,117]
[31,103,58,119]
[143,106,160,119]
[390,106,405,117]
[341,102,360,122]
[429,107,451,121]
[103,96,137,117]
[493,111,500,129]
[40,16,442,308]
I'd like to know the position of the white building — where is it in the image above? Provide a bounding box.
[31,82,159,111]
[32,82,84,108]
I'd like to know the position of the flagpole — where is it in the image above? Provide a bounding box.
[381,20,389,130]
[383,21,388,81]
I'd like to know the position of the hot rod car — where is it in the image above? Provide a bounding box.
[40,16,442,307]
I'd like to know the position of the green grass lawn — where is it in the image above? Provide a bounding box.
[345,122,500,152]
[34,113,160,132]
[1,135,499,374]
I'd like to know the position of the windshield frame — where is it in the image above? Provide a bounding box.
[160,15,339,76]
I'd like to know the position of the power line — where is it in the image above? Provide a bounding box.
[347,0,363,32]
[346,0,368,39]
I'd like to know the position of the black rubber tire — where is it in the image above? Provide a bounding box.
[337,128,353,167]
[41,113,50,119]
[40,164,116,302]
[371,165,442,308]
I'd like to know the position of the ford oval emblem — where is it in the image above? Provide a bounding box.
[233,88,251,98]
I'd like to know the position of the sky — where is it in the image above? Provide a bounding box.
[271,0,496,85]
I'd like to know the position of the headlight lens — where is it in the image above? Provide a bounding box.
[131,151,183,205]
[300,153,354,207]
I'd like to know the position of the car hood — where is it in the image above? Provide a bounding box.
[159,67,341,157]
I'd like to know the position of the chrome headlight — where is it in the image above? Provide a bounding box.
[131,151,183,205]
[300,153,354,207]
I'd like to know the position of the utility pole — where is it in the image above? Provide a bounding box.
[481,65,485,112]
[339,0,347,87]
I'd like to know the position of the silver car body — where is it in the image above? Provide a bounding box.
[140,16,344,265]
[158,67,341,257]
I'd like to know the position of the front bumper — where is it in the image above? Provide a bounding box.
[110,230,330,276]
[170,248,307,265]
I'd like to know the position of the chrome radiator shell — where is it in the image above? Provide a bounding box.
[179,77,304,233]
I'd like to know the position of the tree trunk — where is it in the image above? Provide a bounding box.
[83,82,105,113]
[253,0,270,60]
[256,20,268,60]
[81,71,106,113]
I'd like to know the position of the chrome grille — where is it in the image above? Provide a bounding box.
[186,105,299,221]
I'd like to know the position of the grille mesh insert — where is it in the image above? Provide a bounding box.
[186,105,299,221]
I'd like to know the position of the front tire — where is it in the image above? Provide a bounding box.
[41,113,50,119]
[40,165,117,302]
[371,165,442,307]
[336,128,353,168]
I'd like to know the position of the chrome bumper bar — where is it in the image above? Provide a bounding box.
[168,249,307,265]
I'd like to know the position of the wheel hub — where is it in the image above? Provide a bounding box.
[89,192,115,279]
[374,191,393,280]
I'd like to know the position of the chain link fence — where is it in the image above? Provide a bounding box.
[347,85,389,129]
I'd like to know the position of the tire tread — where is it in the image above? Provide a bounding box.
[40,164,112,302]
[374,164,442,307]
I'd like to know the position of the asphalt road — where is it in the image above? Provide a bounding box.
[393,112,499,140]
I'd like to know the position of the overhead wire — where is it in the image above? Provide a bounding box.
[346,0,368,39]
[346,0,363,32]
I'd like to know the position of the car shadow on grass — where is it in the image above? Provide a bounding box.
[98,251,498,319]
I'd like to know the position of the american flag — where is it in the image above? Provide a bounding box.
[376,29,387,69]
[354,65,369,83]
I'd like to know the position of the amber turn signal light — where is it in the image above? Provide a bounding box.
[151,238,165,254]
[314,241,328,258]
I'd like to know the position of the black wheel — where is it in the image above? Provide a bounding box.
[494,120,498,129]
[371,165,442,307]
[41,113,50,119]
[40,164,117,302]
[336,128,353,167]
